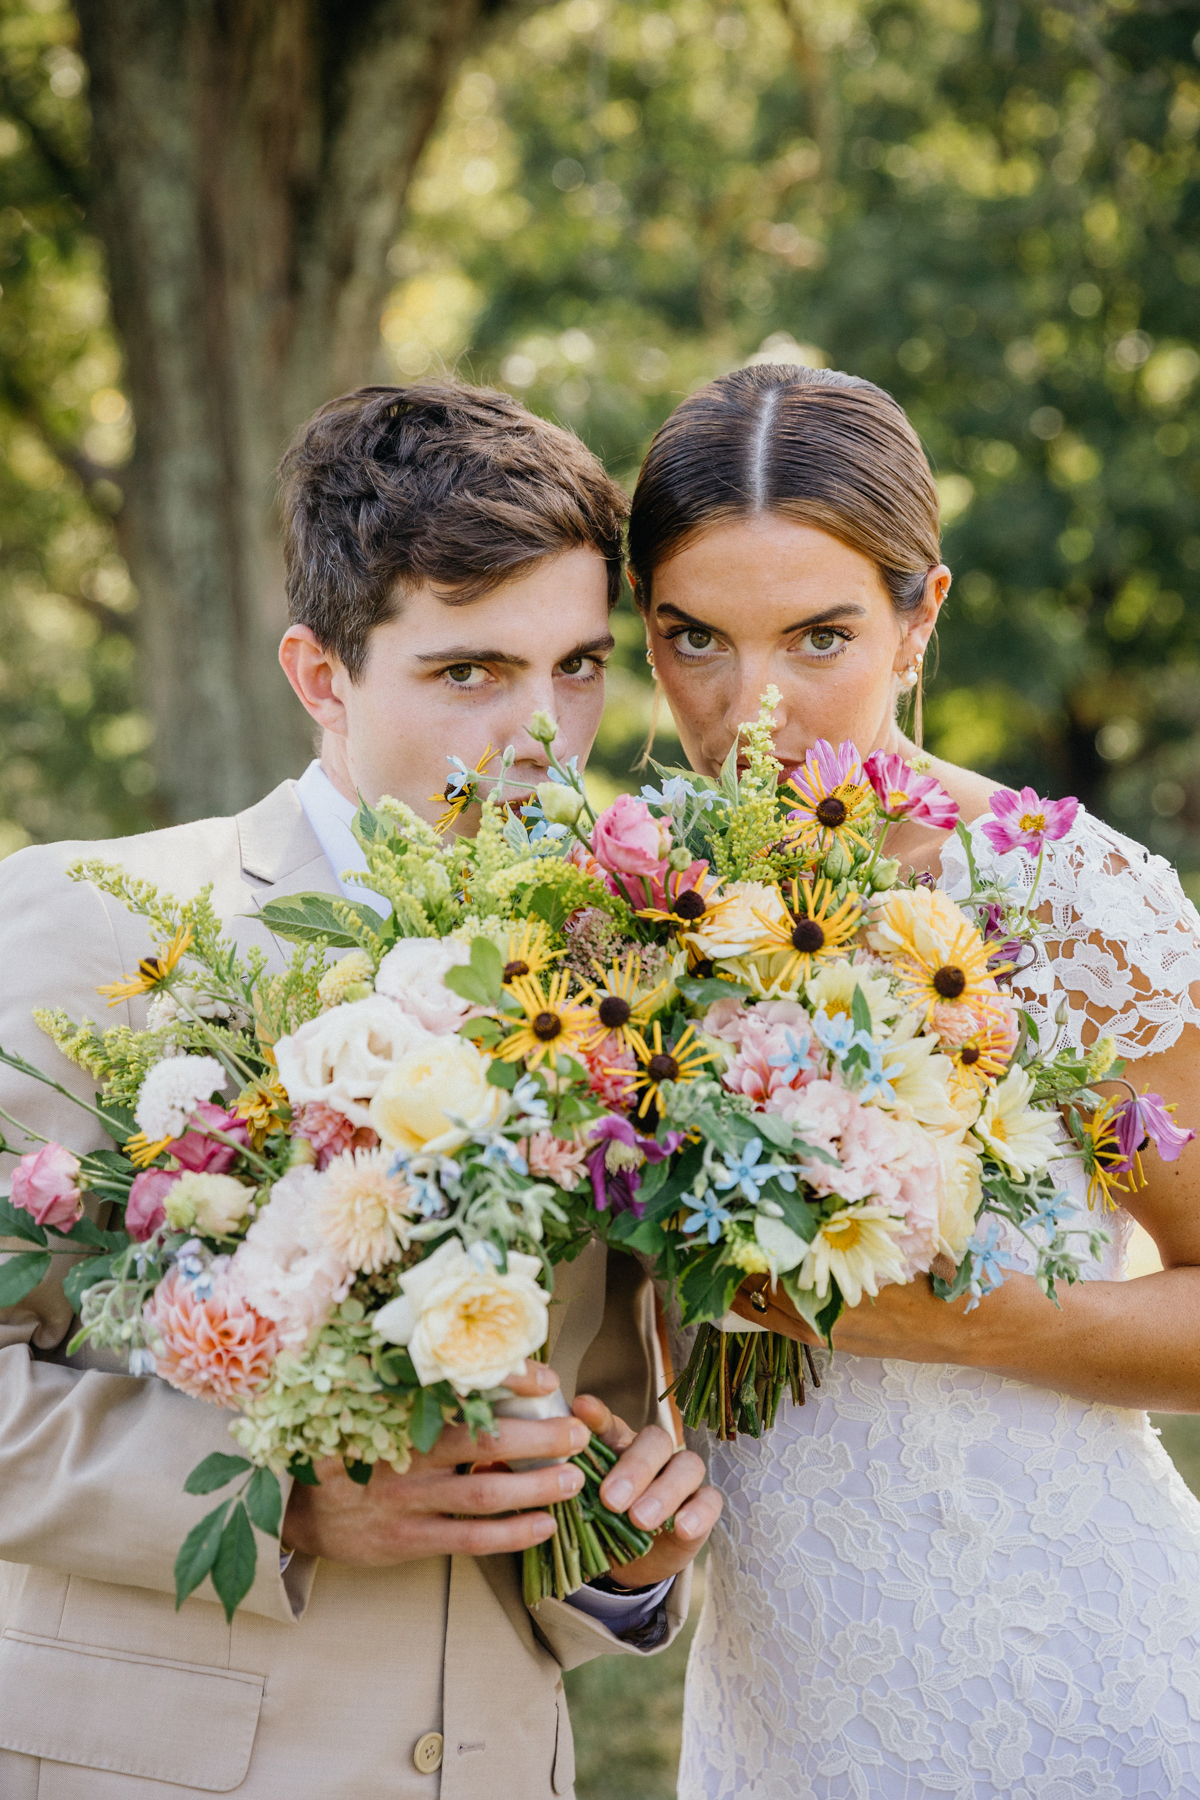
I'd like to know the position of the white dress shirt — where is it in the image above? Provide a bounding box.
[292,760,671,1634]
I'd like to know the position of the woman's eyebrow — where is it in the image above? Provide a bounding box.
[654,601,868,634]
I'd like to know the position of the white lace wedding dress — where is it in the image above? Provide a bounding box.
[677,808,1200,1800]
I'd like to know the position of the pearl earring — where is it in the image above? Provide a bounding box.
[900,650,924,690]
[646,649,658,681]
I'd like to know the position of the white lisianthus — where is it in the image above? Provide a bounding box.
[798,1205,910,1308]
[683,881,789,964]
[369,1035,508,1160]
[274,996,432,1127]
[935,1135,983,1261]
[372,1236,550,1393]
[373,937,476,1035]
[163,1171,254,1237]
[134,1055,227,1141]
[971,1067,1061,1177]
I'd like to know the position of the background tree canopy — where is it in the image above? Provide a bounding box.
[1,0,1199,890]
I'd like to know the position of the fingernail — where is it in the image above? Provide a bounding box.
[604,1478,632,1510]
[632,1497,661,1528]
[676,1508,698,1537]
[532,1364,557,1390]
[568,1423,589,1451]
[535,1519,557,1541]
[558,1466,583,1496]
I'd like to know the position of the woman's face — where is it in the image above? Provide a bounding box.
[643,516,946,779]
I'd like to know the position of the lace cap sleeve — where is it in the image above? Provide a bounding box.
[939,807,1200,1061]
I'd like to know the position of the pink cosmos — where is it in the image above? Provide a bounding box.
[126,1167,180,1241]
[1114,1091,1196,1169]
[145,1264,278,1405]
[168,1102,250,1175]
[590,794,672,881]
[979,787,1078,857]
[292,1101,380,1170]
[10,1143,84,1230]
[863,751,959,830]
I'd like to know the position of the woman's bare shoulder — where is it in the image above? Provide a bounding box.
[921,753,1000,824]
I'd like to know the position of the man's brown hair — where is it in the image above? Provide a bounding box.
[279,382,629,678]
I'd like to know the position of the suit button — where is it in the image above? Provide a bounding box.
[413,1732,444,1774]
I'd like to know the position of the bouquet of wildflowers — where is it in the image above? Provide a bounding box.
[0,761,683,1615]
[521,689,1193,1440]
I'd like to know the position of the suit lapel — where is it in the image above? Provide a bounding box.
[234,781,340,964]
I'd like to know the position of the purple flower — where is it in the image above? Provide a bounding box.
[979,787,1079,857]
[1114,1091,1196,1169]
[586,1116,682,1218]
[863,750,959,830]
[977,901,1028,984]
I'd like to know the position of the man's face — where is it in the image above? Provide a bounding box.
[281,547,613,829]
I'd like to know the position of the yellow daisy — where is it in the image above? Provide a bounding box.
[778,742,877,861]
[871,888,1000,1024]
[97,925,193,1006]
[625,1020,713,1120]
[636,867,723,931]
[496,969,598,1070]
[749,877,862,988]
[501,918,560,985]
[583,952,667,1060]
[946,1008,1017,1104]
[432,744,497,834]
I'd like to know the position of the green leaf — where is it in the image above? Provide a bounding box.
[444,936,504,1005]
[773,1190,819,1242]
[678,1247,742,1325]
[850,984,873,1038]
[287,1455,320,1487]
[608,1212,668,1256]
[409,1385,447,1454]
[0,1198,47,1247]
[676,975,752,1009]
[375,1344,420,1390]
[255,893,365,948]
[634,1156,670,1207]
[244,1467,283,1536]
[184,1452,252,1495]
[343,1459,373,1486]
[211,1502,257,1623]
[62,1252,115,1313]
[174,1499,232,1609]
[0,1251,51,1307]
[526,884,571,933]
[486,1058,518,1090]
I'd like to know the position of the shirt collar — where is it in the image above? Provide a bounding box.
[293,761,388,915]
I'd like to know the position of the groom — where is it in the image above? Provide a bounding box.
[0,382,718,1799]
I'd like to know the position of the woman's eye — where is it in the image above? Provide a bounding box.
[684,629,713,651]
[800,628,844,656]
[445,663,485,687]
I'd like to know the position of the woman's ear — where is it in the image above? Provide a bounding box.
[279,625,350,735]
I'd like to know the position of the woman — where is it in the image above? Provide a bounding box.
[628,363,1200,1798]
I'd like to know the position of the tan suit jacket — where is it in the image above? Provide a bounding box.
[0,781,688,1799]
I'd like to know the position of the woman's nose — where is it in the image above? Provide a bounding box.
[722,657,783,742]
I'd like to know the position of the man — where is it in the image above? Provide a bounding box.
[0,383,718,1799]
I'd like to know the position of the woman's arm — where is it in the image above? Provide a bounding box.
[732,1024,1200,1412]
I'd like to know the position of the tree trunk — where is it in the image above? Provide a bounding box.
[74,0,528,822]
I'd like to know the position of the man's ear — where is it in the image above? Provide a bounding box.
[279,625,349,735]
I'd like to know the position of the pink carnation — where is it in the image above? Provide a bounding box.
[145,1264,278,1405]
[582,1035,637,1110]
[292,1102,380,1170]
[9,1142,83,1230]
[126,1168,180,1241]
[522,1131,589,1190]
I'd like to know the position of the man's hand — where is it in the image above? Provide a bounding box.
[572,1392,721,1588]
[282,1363,590,1566]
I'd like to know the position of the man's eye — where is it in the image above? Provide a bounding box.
[445,663,485,686]
[685,629,713,651]
[559,655,584,675]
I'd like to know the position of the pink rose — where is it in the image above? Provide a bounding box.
[126,1167,180,1241]
[169,1102,250,1174]
[10,1143,84,1230]
[591,795,671,880]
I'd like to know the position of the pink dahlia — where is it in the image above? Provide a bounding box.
[145,1264,278,1405]
[979,787,1078,857]
[863,751,959,830]
[292,1101,380,1170]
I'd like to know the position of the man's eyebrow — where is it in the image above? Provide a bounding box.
[414,633,616,668]
[654,601,868,634]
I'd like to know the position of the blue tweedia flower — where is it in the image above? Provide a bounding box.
[768,1030,814,1084]
[128,1348,157,1378]
[481,1137,529,1175]
[467,1239,503,1272]
[1033,1189,1071,1233]
[444,754,478,800]
[682,1191,735,1245]
[511,1074,551,1126]
[712,1137,796,1204]
[964,1217,1019,1309]
[812,1007,859,1059]
[174,1239,214,1301]
[857,1042,898,1104]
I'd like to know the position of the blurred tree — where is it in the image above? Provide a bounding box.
[384,0,1200,882]
[1,0,551,822]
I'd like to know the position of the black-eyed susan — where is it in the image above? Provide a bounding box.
[501,918,560,986]
[636,866,723,931]
[583,952,667,1061]
[779,739,877,861]
[945,1005,1018,1105]
[1075,1098,1133,1212]
[124,1129,174,1169]
[749,877,862,987]
[496,970,598,1071]
[234,1076,290,1149]
[432,745,497,834]
[625,1020,713,1120]
[870,886,1001,1025]
[97,925,193,1006]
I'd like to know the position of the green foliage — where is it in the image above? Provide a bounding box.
[0,1248,50,1305]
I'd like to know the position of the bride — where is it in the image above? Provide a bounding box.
[627,363,1200,1798]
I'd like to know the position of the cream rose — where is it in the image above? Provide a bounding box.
[935,1136,983,1261]
[274,996,432,1127]
[369,1035,508,1160]
[683,881,790,965]
[373,937,476,1035]
[164,1170,254,1237]
[866,884,978,964]
[372,1236,549,1393]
